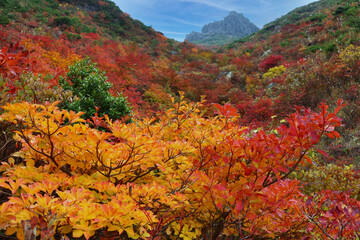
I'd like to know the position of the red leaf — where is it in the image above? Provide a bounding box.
[9,66,21,76]
[235,201,243,212]
[310,131,319,143]
[241,162,252,176]
[305,197,312,206]
[324,132,334,139]
[316,149,328,157]
[276,209,284,218]
[212,103,238,118]
[274,145,282,154]
[212,103,222,113]
[214,184,227,192]
[277,166,288,173]
[304,155,312,164]
[331,131,340,138]
[334,99,345,114]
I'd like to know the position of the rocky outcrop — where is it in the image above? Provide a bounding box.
[186,11,259,45]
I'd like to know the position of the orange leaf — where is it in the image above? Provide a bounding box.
[303,155,312,164]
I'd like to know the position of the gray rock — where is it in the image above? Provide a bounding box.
[186,11,259,45]
[262,49,272,57]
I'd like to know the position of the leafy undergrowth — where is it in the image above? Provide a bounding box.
[1,95,357,240]
[1,0,360,239]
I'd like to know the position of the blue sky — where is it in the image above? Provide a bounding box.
[113,0,318,41]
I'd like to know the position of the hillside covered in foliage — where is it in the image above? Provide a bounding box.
[1,0,360,239]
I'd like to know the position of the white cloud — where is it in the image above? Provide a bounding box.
[178,0,241,11]
[178,0,319,15]
[114,0,155,8]
[161,31,189,35]
[177,0,282,16]
[169,17,204,27]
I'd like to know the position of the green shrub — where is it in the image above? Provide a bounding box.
[59,58,131,121]
[344,6,358,17]
[35,13,47,23]
[280,40,290,47]
[0,0,20,12]
[53,16,86,33]
[53,16,74,27]
[346,18,360,30]
[306,44,321,53]
[333,6,350,16]
[306,13,326,22]
[0,0,8,7]
[65,32,82,41]
[0,15,10,25]
[81,25,97,33]
[323,43,336,53]
[48,0,60,9]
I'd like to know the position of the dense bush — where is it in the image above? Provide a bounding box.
[0,15,10,25]
[306,44,322,53]
[59,58,131,121]
[259,54,284,71]
[323,42,336,53]
[306,13,326,22]
[53,16,83,32]
[0,97,347,240]
[333,6,350,16]
[0,0,20,12]
[53,16,74,26]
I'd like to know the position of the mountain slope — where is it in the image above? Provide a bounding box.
[259,0,339,34]
[233,0,357,42]
[1,0,359,120]
[1,0,360,122]
[213,0,360,157]
[0,0,160,44]
[2,0,360,239]
[0,0,183,113]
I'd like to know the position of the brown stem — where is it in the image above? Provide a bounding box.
[211,211,230,240]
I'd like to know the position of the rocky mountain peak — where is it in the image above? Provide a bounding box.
[186,11,259,45]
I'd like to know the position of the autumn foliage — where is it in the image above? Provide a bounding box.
[0,95,353,239]
[0,43,32,95]
[1,0,360,239]
[259,54,284,71]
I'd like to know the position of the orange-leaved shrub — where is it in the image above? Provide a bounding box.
[0,96,353,240]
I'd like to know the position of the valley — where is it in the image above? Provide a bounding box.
[1,0,360,239]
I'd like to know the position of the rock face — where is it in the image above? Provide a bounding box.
[186,11,259,45]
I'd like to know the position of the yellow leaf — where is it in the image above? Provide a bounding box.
[166,226,172,235]
[107,224,120,232]
[126,225,135,236]
[16,229,25,240]
[5,227,17,236]
[59,225,72,234]
[8,157,15,166]
[38,140,48,149]
[73,229,84,238]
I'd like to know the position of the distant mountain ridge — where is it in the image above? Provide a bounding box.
[185,11,259,45]
[258,0,340,36]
